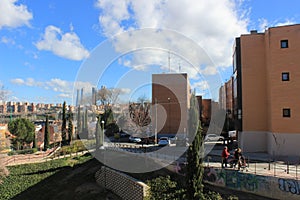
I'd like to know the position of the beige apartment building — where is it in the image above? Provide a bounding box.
[233,24,300,156]
[152,73,191,136]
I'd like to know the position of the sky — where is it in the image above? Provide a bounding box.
[0,0,300,105]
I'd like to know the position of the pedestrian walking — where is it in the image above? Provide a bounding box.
[221,146,230,168]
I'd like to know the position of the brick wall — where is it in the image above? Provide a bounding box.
[95,166,149,200]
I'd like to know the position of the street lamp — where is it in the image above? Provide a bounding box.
[168,97,171,134]
[155,98,157,144]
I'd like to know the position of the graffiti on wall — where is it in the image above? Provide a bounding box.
[278,178,300,195]
[204,167,270,192]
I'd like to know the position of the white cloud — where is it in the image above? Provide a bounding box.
[192,80,209,91]
[258,18,296,32]
[10,78,24,85]
[0,0,32,29]
[95,0,248,73]
[10,77,93,98]
[35,25,90,61]
[58,93,71,98]
[275,19,296,27]
[1,36,15,45]
[95,0,131,36]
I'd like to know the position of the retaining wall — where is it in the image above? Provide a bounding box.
[95,166,149,200]
[204,167,300,200]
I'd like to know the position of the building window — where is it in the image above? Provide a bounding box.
[282,72,290,81]
[281,40,289,48]
[283,108,291,117]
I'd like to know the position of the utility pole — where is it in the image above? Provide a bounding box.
[168,51,171,73]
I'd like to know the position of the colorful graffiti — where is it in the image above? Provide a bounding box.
[203,167,300,200]
[278,178,300,195]
[203,167,270,192]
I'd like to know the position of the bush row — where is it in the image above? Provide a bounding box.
[8,148,38,156]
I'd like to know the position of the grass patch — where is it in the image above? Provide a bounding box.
[0,153,107,200]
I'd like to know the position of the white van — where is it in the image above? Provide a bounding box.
[228,130,237,140]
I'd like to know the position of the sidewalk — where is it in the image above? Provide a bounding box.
[205,148,300,180]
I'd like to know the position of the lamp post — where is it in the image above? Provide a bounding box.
[168,97,171,134]
[155,98,157,144]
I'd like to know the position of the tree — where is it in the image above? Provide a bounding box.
[61,101,67,145]
[67,110,73,144]
[186,94,204,199]
[43,115,50,151]
[77,106,81,139]
[0,84,10,102]
[186,122,204,199]
[8,118,35,150]
[81,108,89,139]
[146,176,184,200]
[96,86,122,105]
[95,117,103,150]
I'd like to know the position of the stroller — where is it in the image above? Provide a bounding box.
[229,153,247,170]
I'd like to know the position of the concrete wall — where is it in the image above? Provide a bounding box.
[204,167,300,200]
[95,166,149,200]
[267,132,300,157]
[239,131,300,157]
[239,131,268,153]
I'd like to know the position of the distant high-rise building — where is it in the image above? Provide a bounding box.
[92,87,97,105]
[80,88,84,105]
[76,89,80,106]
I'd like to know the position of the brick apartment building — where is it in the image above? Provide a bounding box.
[219,77,235,131]
[233,24,300,156]
[152,73,191,136]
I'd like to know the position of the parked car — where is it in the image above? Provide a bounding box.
[129,136,142,143]
[204,134,224,142]
[139,136,156,145]
[158,137,170,146]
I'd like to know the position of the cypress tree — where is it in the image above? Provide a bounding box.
[68,111,73,144]
[43,115,50,151]
[61,101,67,145]
[32,132,37,148]
[77,106,81,139]
[95,117,102,150]
[186,122,204,199]
[82,108,89,139]
[186,94,204,199]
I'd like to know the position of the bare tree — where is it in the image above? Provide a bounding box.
[117,96,151,137]
[0,84,10,102]
[97,86,122,105]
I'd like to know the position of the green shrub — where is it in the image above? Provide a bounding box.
[204,190,223,200]
[146,175,185,200]
[8,148,38,156]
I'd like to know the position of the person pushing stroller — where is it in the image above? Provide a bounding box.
[233,148,245,170]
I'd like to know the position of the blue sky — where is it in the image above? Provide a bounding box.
[0,0,299,105]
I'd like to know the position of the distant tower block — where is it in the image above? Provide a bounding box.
[76,89,80,106]
[92,87,96,105]
[80,88,84,105]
